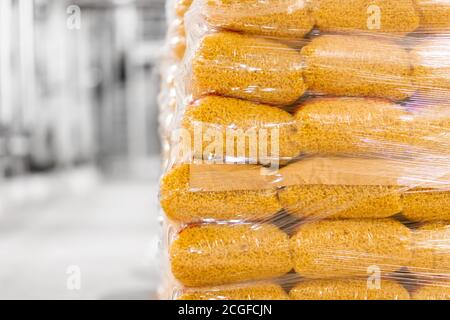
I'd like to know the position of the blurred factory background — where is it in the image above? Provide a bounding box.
[0,0,165,299]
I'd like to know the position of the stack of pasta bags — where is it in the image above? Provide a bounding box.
[159,0,192,168]
[158,0,450,300]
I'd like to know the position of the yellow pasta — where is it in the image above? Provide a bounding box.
[290,279,410,300]
[191,32,306,105]
[302,35,415,100]
[170,223,292,287]
[291,219,412,278]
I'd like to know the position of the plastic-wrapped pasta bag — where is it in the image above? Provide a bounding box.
[300,34,415,100]
[183,31,307,106]
[178,96,300,164]
[169,223,292,287]
[158,0,450,300]
[293,97,449,156]
[159,164,282,223]
[290,219,412,279]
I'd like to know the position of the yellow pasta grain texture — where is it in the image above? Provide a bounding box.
[170,223,292,287]
[160,164,282,223]
[182,96,300,162]
[278,184,403,219]
[293,97,415,155]
[402,190,450,222]
[191,32,306,105]
[313,0,419,34]
[290,279,410,300]
[204,0,315,38]
[290,219,412,279]
[301,35,415,100]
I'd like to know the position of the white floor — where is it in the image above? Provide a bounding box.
[0,163,162,299]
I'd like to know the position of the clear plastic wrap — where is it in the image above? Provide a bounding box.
[158,0,450,300]
[186,31,306,105]
[175,0,194,19]
[159,0,193,168]
[158,0,193,298]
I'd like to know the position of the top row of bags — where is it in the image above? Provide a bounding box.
[189,0,450,37]
[181,31,450,106]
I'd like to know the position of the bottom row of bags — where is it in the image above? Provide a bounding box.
[173,278,449,300]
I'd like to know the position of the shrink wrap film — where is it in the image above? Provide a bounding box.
[189,32,306,105]
[290,219,412,279]
[158,0,450,300]
[169,223,292,287]
[301,35,415,100]
[312,0,420,35]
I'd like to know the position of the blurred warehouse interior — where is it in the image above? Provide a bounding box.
[0,0,165,208]
[0,0,166,299]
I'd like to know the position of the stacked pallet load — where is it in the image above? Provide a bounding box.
[159,0,450,300]
[158,0,193,299]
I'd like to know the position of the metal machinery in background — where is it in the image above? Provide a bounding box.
[0,0,165,182]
